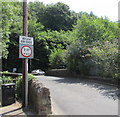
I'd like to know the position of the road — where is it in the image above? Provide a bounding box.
[36,75,119,115]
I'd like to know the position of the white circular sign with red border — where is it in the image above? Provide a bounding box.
[21,45,32,57]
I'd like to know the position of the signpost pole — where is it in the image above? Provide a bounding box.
[22,0,28,108]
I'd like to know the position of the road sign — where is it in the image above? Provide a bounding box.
[19,36,33,45]
[21,45,32,57]
[19,36,34,59]
[19,44,34,58]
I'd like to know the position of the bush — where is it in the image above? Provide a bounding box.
[0,71,9,74]
[0,75,13,84]
[49,48,66,69]
[16,73,35,99]
[0,73,35,99]
[90,40,119,78]
[66,40,92,75]
[66,40,119,78]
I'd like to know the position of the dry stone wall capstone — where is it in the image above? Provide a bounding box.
[28,79,52,115]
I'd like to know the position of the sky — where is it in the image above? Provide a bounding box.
[28,0,119,22]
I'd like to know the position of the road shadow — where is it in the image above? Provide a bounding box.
[53,77,120,100]
[0,107,23,116]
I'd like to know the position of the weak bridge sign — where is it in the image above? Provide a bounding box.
[19,36,34,59]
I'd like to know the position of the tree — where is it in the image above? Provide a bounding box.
[73,14,120,44]
[29,2,77,31]
[66,14,120,77]
[2,2,13,58]
[66,40,92,74]
[90,40,119,78]
[49,48,66,69]
[1,2,22,59]
[28,1,45,22]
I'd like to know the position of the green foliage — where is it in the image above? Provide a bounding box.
[0,76,13,84]
[28,18,44,37]
[90,40,119,78]
[2,2,12,58]
[49,48,66,69]
[33,30,72,70]
[1,2,22,58]
[37,30,70,49]
[0,71,9,74]
[15,76,22,99]
[2,2,46,72]
[66,40,92,75]
[28,73,35,81]
[2,2,120,80]
[0,72,35,99]
[28,2,45,22]
[16,73,35,99]
[29,2,77,31]
[65,14,120,78]
[66,39,119,78]
[73,15,120,44]
[0,71,12,84]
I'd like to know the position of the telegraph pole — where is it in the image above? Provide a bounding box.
[22,0,28,108]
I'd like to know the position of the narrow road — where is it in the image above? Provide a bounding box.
[36,75,119,115]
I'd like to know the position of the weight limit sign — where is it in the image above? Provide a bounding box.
[21,46,32,57]
[19,44,34,58]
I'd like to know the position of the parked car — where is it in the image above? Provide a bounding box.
[32,69,45,75]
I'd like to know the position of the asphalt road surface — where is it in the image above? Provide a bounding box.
[36,75,119,115]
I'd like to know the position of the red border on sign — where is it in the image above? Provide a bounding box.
[21,45,32,57]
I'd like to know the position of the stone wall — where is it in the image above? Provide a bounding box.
[28,79,52,115]
[46,69,75,78]
[46,69,119,87]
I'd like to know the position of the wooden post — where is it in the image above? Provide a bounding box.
[22,0,28,108]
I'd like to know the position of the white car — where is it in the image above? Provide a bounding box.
[32,69,45,75]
